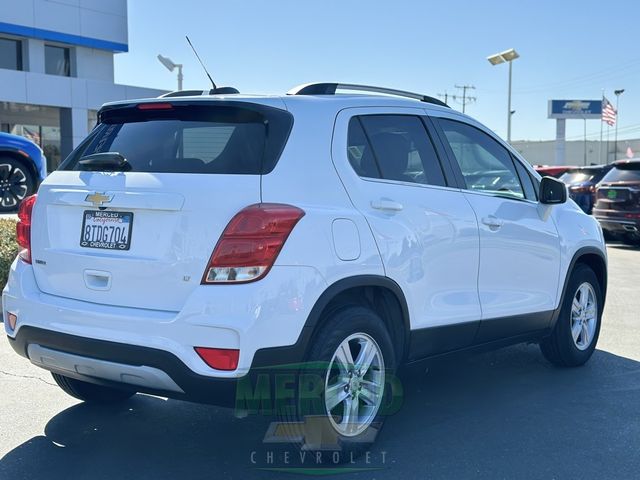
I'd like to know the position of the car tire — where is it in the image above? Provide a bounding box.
[278,305,397,461]
[51,372,136,403]
[540,263,602,367]
[622,234,640,247]
[0,156,36,212]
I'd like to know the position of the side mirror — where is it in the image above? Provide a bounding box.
[539,176,567,204]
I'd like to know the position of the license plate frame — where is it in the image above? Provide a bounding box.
[79,210,134,251]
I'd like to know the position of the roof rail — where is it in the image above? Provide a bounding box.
[287,82,449,108]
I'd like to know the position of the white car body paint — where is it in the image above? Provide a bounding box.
[3,91,606,387]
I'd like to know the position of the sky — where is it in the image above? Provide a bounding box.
[115,0,640,143]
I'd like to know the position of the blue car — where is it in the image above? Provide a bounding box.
[0,132,47,211]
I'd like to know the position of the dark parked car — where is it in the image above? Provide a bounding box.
[560,164,614,214]
[535,165,577,178]
[0,132,47,212]
[593,159,640,245]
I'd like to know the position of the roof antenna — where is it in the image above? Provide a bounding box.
[186,35,217,89]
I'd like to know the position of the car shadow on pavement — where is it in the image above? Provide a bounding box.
[1,344,639,480]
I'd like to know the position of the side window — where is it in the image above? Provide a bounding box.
[512,155,538,200]
[347,117,380,178]
[438,118,525,199]
[347,115,446,187]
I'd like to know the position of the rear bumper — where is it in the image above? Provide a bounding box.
[594,216,640,235]
[3,258,326,399]
[8,326,249,406]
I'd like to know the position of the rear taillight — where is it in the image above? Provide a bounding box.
[202,203,305,284]
[16,194,37,264]
[570,186,590,193]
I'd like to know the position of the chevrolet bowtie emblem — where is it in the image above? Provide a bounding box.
[85,192,113,207]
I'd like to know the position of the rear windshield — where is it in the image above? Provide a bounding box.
[561,172,595,184]
[602,164,640,183]
[560,169,607,184]
[61,102,293,174]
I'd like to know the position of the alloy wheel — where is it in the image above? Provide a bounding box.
[0,163,29,208]
[570,282,598,351]
[324,332,385,437]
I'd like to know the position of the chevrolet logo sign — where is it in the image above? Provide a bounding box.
[85,192,113,207]
[562,100,591,111]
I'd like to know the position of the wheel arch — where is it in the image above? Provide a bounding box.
[570,247,607,303]
[552,246,607,329]
[303,275,411,364]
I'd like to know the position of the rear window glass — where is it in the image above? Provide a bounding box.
[61,103,293,174]
[602,165,640,183]
[560,169,610,184]
[560,172,595,184]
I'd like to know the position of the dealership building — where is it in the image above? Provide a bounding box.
[0,0,165,170]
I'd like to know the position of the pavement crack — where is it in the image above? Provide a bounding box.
[0,369,56,386]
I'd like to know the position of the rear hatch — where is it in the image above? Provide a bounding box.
[30,99,292,311]
[594,162,640,216]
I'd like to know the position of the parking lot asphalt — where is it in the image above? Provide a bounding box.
[0,244,638,480]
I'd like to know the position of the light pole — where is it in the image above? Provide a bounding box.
[157,54,183,91]
[487,48,520,143]
[614,89,624,159]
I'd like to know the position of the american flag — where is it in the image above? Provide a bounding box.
[602,97,616,126]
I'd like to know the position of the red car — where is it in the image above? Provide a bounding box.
[535,165,578,178]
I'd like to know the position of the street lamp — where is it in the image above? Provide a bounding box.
[157,54,183,91]
[614,89,625,159]
[487,48,520,143]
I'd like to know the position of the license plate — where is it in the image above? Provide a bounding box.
[80,210,133,250]
[605,189,629,201]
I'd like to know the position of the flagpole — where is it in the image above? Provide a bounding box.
[599,90,604,164]
[606,124,610,164]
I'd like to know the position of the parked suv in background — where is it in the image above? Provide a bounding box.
[3,83,607,453]
[0,132,47,211]
[560,164,614,214]
[593,158,640,245]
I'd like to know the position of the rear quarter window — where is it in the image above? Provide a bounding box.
[61,102,293,175]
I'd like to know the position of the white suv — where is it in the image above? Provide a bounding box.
[4,83,607,451]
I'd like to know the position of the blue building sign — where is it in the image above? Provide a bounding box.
[548,99,602,119]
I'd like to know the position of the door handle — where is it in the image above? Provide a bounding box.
[371,199,404,212]
[482,215,504,229]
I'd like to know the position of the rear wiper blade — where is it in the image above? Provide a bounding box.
[78,152,132,172]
